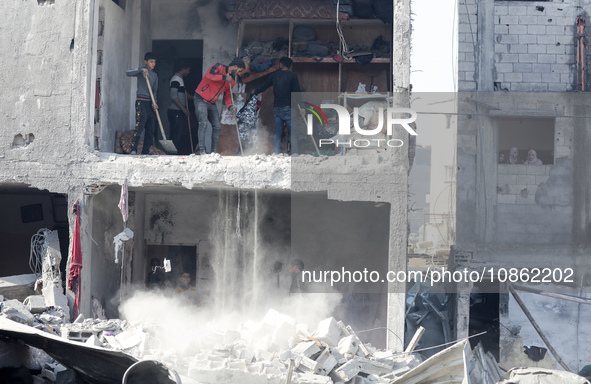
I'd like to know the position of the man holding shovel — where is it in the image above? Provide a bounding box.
[168,61,193,155]
[194,58,246,155]
[126,52,159,155]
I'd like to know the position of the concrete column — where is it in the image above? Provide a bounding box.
[387,0,412,351]
[572,105,591,247]
[475,116,497,242]
[455,278,474,340]
[476,0,495,91]
[393,0,411,92]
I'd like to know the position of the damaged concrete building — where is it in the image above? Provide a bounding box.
[0,0,419,374]
[456,0,591,373]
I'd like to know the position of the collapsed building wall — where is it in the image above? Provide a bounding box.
[457,0,591,372]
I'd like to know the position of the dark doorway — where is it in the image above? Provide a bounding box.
[146,245,198,290]
[469,285,500,361]
[152,40,204,154]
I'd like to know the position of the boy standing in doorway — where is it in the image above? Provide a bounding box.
[126,52,159,155]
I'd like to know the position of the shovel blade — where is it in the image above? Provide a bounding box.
[159,140,178,154]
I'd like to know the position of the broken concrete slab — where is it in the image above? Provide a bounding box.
[498,367,589,384]
[292,341,321,358]
[0,274,36,302]
[1,299,35,325]
[23,295,46,314]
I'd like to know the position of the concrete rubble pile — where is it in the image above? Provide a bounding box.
[150,309,423,384]
[1,297,427,384]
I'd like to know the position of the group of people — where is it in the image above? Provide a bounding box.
[126,52,301,156]
[499,148,543,165]
[146,257,307,295]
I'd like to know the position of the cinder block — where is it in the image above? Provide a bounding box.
[498,53,519,63]
[556,55,574,64]
[507,165,527,175]
[314,318,341,347]
[498,174,516,184]
[516,194,536,204]
[497,194,516,204]
[546,44,565,55]
[1,300,35,325]
[529,83,549,91]
[292,341,321,358]
[495,25,509,34]
[546,25,566,35]
[334,359,361,382]
[537,35,556,45]
[459,42,474,53]
[537,54,556,64]
[528,25,546,34]
[499,34,519,44]
[527,6,545,15]
[508,184,527,195]
[528,45,546,54]
[518,54,537,63]
[526,184,539,194]
[500,16,519,24]
[525,165,546,175]
[519,34,537,44]
[523,73,541,82]
[337,335,359,356]
[560,73,571,83]
[315,349,338,375]
[548,83,568,92]
[518,15,538,24]
[508,44,528,54]
[495,5,508,15]
[514,63,532,72]
[495,44,509,53]
[296,356,322,374]
[496,63,514,72]
[509,5,526,15]
[542,73,561,83]
[550,63,569,73]
[554,16,572,26]
[509,25,528,35]
[356,356,393,376]
[297,373,333,384]
[497,164,508,174]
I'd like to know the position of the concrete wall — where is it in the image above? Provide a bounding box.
[0,0,92,162]
[459,0,585,92]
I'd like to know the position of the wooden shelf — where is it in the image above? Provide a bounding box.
[292,57,390,64]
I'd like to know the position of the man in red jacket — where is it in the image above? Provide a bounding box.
[194,58,246,154]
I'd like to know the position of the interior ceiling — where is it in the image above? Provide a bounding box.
[0,183,56,195]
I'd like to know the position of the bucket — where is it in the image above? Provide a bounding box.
[122,360,181,384]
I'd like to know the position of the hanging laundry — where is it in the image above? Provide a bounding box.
[67,200,82,319]
[118,178,128,223]
[236,94,260,147]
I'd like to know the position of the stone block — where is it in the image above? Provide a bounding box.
[497,194,516,204]
[334,359,361,381]
[508,184,527,195]
[495,44,508,53]
[313,318,341,347]
[527,6,545,15]
[292,341,321,358]
[560,73,571,84]
[329,348,347,365]
[520,175,536,185]
[556,55,574,64]
[548,83,568,92]
[1,299,35,325]
[550,63,569,73]
[516,194,536,204]
[495,5,508,15]
[518,15,537,24]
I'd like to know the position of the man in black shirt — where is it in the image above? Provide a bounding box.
[253,57,301,154]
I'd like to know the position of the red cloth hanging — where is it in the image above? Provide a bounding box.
[68,200,82,318]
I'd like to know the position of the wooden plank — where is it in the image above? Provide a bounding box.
[404,326,425,353]
[242,63,280,84]
[508,285,573,372]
